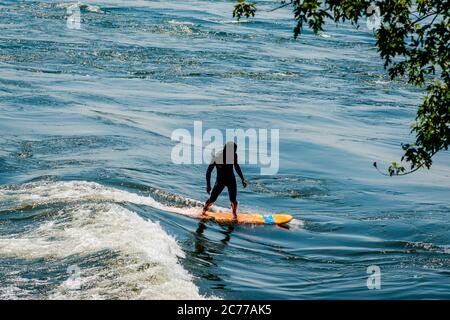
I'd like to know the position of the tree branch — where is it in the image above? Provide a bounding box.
[373,149,439,177]
[266,0,294,12]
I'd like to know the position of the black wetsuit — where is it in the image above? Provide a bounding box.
[206,152,244,204]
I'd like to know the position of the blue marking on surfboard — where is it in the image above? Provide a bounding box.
[262,215,275,225]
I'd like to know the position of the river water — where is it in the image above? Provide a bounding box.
[0,0,449,299]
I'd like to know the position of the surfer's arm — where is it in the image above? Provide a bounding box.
[234,162,244,179]
[206,162,215,190]
[234,155,247,187]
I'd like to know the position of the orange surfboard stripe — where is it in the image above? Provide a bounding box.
[204,212,293,225]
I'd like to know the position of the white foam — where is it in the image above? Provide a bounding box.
[0,180,225,218]
[288,219,305,229]
[221,20,251,24]
[57,2,104,14]
[168,20,194,26]
[319,33,331,38]
[0,181,215,299]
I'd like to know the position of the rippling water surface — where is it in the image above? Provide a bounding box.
[1,0,449,299]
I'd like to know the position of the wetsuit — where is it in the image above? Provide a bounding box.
[206,152,245,204]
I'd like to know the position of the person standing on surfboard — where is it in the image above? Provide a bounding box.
[202,141,248,220]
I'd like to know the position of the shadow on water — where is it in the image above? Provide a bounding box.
[193,220,235,262]
[184,220,237,295]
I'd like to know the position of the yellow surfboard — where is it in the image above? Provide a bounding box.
[204,211,293,225]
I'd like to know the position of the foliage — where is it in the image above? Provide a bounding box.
[233,0,257,20]
[234,0,450,175]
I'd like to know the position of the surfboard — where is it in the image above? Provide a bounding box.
[203,211,293,225]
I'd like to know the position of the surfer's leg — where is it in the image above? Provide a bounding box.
[202,182,225,214]
[202,200,213,215]
[227,180,238,220]
[231,201,238,215]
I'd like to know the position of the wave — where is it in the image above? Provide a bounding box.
[0,180,215,299]
[249,176,329,199]
[56,2,104,14]
[0,180,210,218]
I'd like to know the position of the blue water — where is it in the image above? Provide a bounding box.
[0,0,449,299]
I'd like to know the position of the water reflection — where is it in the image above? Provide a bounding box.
[194,221,235,258]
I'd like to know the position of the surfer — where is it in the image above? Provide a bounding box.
[202,141,248,220]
